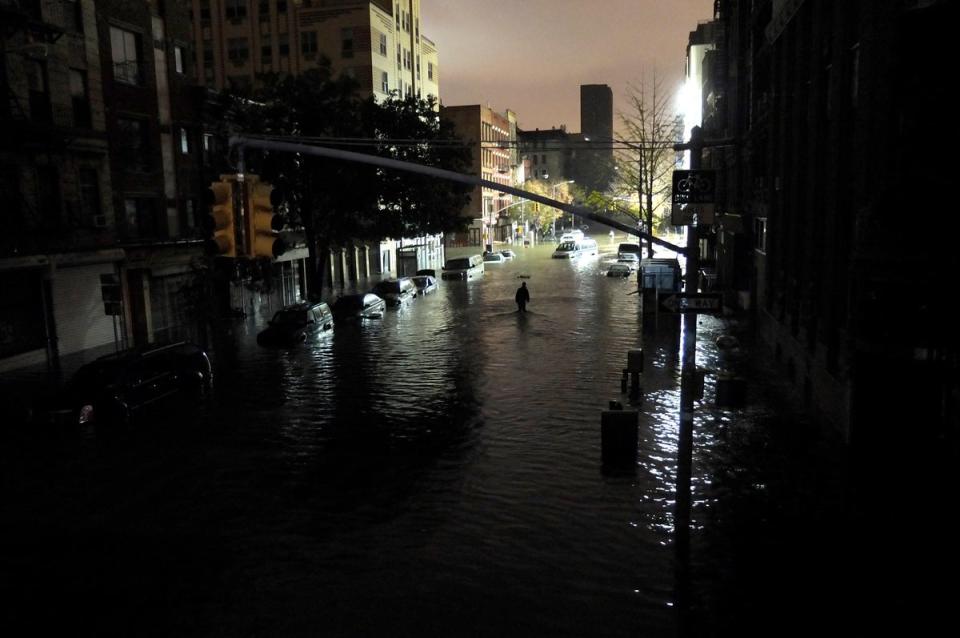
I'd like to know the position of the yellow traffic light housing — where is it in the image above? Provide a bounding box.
[203,178,237,257]
[245,179,287,259]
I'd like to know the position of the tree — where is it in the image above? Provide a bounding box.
[226,63,471,295]
[616,73,684,258]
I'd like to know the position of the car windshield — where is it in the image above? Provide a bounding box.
[557,241,577,251]
[272,309,307,324]
[445,258,472,270]
[70,360,124,391]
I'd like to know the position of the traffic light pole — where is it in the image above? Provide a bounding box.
[673,125,703,629]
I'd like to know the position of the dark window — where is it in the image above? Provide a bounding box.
[277,0,287,13]
[278,34,289,57]
[203,44,214,66]
[65,0,83,33]
[301,31,317,56]
[341,28,353,58]
[110,26,141,85]
[225,0,247,21]
[379,33,387,56]
[259,1,269,15]
[123,198,160,240]
[261,44,272,65]
[228,37,249,64]
[26,59,52,123]
[117,118,150,171]
[200,1,210,24]
[70,69,91,128]
[78,168,103,227]
[37,167,61,228]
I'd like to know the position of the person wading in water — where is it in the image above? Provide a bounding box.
[515,281,530,313]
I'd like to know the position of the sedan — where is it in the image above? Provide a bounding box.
[607,263,633,278]
[483,251,506,263]
[411,275,438,295]
[332,293,386,320]
[500,249,517,260]
[257,302,333,346]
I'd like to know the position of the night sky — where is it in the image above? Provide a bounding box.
[422,0,715,132]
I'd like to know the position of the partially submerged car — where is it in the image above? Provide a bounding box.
[332,293,386,320]
[483,251,506,263]
[46,342,212,427]
[607,263,633,278]
[500,249,516,260]
[257,302,333,346]
[372,277,418,306]
[411,274,438,295]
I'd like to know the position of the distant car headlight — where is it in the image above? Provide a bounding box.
[78,404,94,425]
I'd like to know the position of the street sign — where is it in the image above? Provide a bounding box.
[658,292,723,314]
[671,170,716,225]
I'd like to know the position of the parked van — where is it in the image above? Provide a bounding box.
[639,257,683,292]
[552,237,599,259]
[442,254,485,280]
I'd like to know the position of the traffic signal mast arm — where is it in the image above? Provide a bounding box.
[230,135,687,256]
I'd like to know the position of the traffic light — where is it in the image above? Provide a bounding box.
[245,178,287,259]
[203,178,237,257]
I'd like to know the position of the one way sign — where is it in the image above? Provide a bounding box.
[658,292,723,314]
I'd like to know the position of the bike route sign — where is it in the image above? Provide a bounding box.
[658,292,723,314]
[671,170,716,225]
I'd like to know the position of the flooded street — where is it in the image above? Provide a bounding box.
[3,237,931,637]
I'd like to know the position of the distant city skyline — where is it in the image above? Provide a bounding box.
[422,0,715,132]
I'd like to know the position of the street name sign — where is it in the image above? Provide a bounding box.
[658,292,723,314]
[671,170,716,225]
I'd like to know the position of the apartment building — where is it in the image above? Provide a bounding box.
[191,0,438,103]
[441,104,518,248]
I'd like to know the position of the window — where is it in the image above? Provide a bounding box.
[27,59,51,123]
[301,31,317,56]
[123,198,159,239]
[341,28,354,58]
[37,167,61,227]
[379,33,387,56]
[277,0,287,13]
[225,0,247,21]
[202,133,214,165]
[200,0,211,24]
[65,0,83,33]
[110,26,141,85]
[174,46,184,74]
[203,44,213,66]
[754,218,767,253]
[259,0,269,15]
[278,34,289,57]
[179,127,190,154]
[380,71,389,93]
[428,61,433,80]
[70,69,91,128]
[261,44,272,65]
[228,37,249,64]
[78,168,103,227]
[117,118,150,171]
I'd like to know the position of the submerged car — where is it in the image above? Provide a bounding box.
[616,253,640,271]
[411,275,438,295]
[607,263,633,278]
[500,249,517,260]
[47,342,212,427]
[372,278,418,306]
[483,251,506,263]
[332,293,386,320]
[257,302,333,346]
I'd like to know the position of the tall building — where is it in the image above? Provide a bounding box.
[441,104,518,247]
[190,0,438,103]
[574,83,614,193]
[580,83,612,143]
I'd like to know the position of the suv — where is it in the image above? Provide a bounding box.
[257,302,333,346]
[372,278,418,306]
[50,342,213,427]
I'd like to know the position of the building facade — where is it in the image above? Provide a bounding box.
[690,0,958,452]
[441,104,518,248]
[190,0,437,104]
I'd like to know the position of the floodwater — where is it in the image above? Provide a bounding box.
[3,237,943,636]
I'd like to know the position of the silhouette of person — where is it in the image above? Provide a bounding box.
[515,281,530,313]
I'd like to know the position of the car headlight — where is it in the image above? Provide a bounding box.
[78,404,94,425]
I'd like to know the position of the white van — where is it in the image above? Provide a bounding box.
[559,229,585,242]
[442,254,485,280]
[552,237,599,259]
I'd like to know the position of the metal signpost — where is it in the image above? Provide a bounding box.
[671,169,716,226]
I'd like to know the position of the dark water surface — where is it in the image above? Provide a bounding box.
[2,238,898,636]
